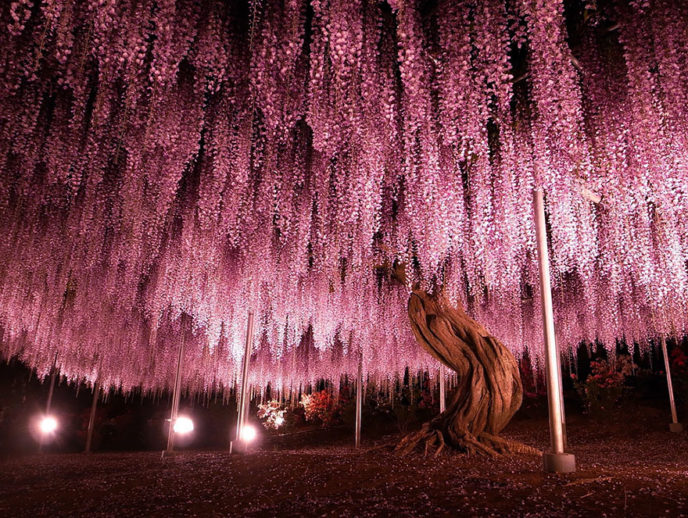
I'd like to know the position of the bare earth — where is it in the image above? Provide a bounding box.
[1,415,687,517]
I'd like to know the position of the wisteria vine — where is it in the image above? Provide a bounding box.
[1,0,687,393]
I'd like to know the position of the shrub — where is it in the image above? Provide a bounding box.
[257,400,287,430]
[300,390,342,427]
[671,344,688,407]
[573,356,633,415]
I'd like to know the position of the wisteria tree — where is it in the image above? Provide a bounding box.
[0,0,686,446]
[396,289,538,456]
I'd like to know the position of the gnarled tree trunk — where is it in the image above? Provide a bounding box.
[396,290,540,457]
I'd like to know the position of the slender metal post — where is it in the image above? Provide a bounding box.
[45,353,58,413]
[534,188,575,473]
[439,364,446,413]
[85,380,99,453]
[556,345,568,450]
[39,355,59,452]
[234,311,255,451]
[166,334,185,453]
[46,367,57,413]
[660,336,683,432]
[355,345,362,449]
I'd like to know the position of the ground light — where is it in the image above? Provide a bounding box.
[38,415,58,435]
[173,416,194,435]
[239,424,257,443]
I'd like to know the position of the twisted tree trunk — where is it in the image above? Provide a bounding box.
[396,290,540,457]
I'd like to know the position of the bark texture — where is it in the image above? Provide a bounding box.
[396,290,540,457]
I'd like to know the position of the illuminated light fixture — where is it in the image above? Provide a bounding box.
[173,416,194,435]
[39,415,58,435]
[240,424,257,443]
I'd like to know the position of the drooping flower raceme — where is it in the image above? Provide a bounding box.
[0,0,686,393]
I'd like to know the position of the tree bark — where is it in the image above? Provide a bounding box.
[396,290,540,457]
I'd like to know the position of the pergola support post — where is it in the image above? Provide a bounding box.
[39,354,59,452]
[355,336,362,449]
[45,352,59,414]
[232,311,255,453]
[534,188,576,473]
[660,336,683,433]
[165,333,185,454]
[84,380,99,453]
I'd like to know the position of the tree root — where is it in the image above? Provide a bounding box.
[477,431,541,456]
[395,423,541,458]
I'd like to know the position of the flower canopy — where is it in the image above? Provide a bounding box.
[1,0,687,391]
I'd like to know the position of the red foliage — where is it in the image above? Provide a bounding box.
[300,390,341,427]
[670,346,688,378]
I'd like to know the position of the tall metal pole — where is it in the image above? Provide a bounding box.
[439,364,446,413]
[660,336,683,433]
[45,353,58,413]
[234,311,255,452]
[166,334,185,454]
[39,354,59,452]
[84,380,99,453]
[355,344,362,449]
[46,367,57,413]
[534,188,575,473]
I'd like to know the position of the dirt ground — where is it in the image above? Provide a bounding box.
[1,413,687,517]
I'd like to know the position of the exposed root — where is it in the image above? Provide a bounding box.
[432,430,445,458]
[478,432,542,456]
[395,423,433,457]
[395,424,541,458]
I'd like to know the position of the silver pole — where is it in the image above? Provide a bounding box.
[46,353,58,413]
[533,188,575,472]
[556,341,568,450]
[234,311,255,451]
[85,380,99,453]
[660,336,683,432]
[355,345,362,449]
[166,334,185,453]
[46,367,57,413]
[439,364,446,413]
[40,355,59,452]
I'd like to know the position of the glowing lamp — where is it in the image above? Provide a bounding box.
[240,424,257,442]
[173,416,194,434]
[39,415,58,434]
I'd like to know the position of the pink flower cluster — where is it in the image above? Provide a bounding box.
[0,0,686,393]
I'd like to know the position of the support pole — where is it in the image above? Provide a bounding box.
[439,364,446,413]
[166,334,185,454]
[660,336,683,433]
[353,331,362,449]
[84,380,99,453]
[355,345,362,449]
[233,311,255,453]
[533,188,575,473]
[40,354,59,452]
[46,365,57,414]
[45,352,59,414]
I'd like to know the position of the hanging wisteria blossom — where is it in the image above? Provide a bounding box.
[0,0,687,393]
